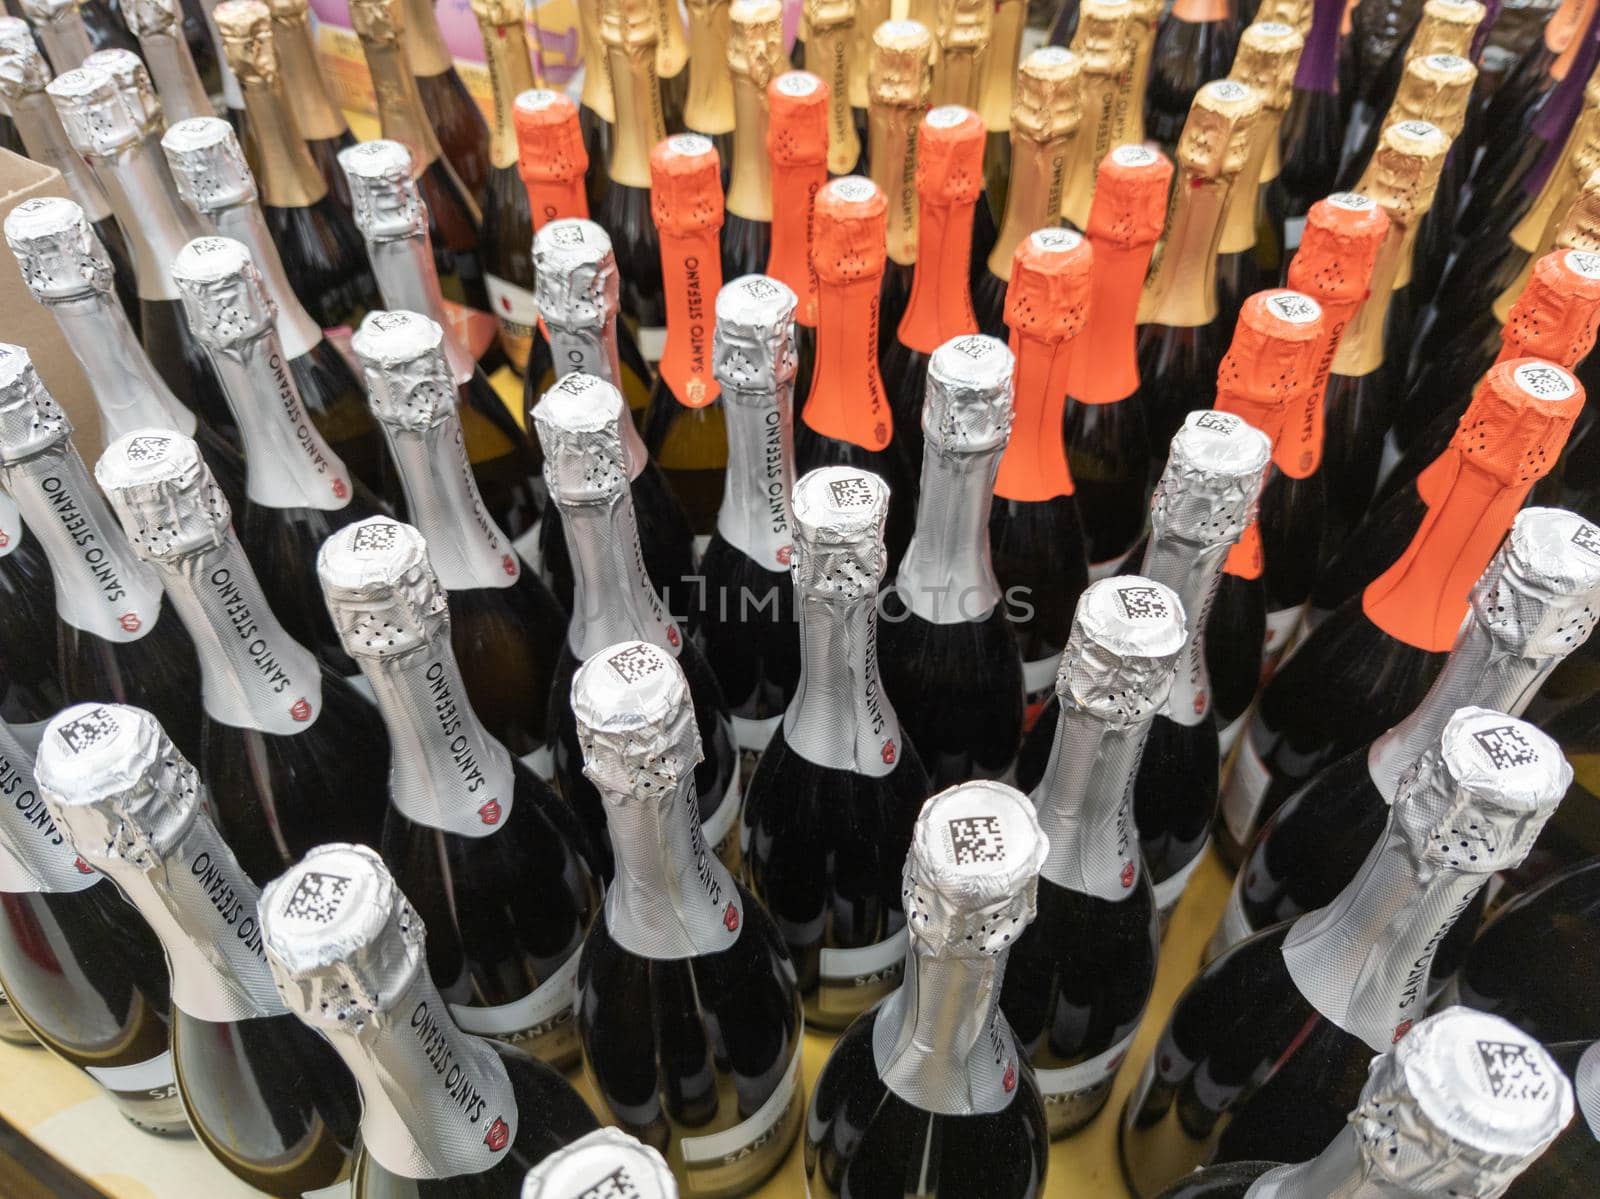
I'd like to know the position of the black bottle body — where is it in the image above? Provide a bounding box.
[1204,572,1265,741]
[695,535,800,730]
[0,534,64,732]
[1136,712,1221,902]
[1273,87,1343,229]
[877,596,1025,788]
[989,496,1089,678]
[1503,1039,1600,1199]
[289,338,401,514]
[199,672,392,884]
[1001,874,1160,1137]
[172,1008,361,1196]
[479,162,537,374]
[1145,15,1241,151]
[642,376,728,536]
[741,727,928,1030]
[140,297,237,443]
[1149,1161,1277,1199]
[1136,322,1227,468]
[1063,395,1149,572]
[1307,485,1428,620]
[353,1040,599,1199]
[447,574,567,764]
[722,214,772,286]
[576,882,803,1197]
[416,71,493,208]
[419,159,490,315]
[457,369,545,546]
[805,1003,1050,1199]
[263,197,380,332]
[308,130,359,214]
[597,181,664,334]
[94,215,141,336]
[1319,368,1389,537]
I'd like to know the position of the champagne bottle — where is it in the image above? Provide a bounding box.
[123,0,209,121]
[990,229,1092,698]
[351,311,567,772]
[0,17,138,331]
[1002,576,1184,1136]
[881,103,983,486]
[398,0,490,204]
[526,220,696,621]
[1205,289,1327,748]
[571,641,804,1194]
[1121,707,1569,1194]
[198,0,251,139]
[763,70,826,403]
[211,4,380,332]
[1282,192,1389,544]
[318,519,602,1067]
[36,702,361,1191]
[1340,27,1476,195]
[1476,0,1598,185]
[161,118,394,507]
[0,346,204,763]
[881,334,1025,786]
[95,430,391,882]
[169,235,387,676]
[1504,1040,1600,1198]
[1113,0,1162,146]
[741,467,930,1028]
[1214,507,1600,954]
[575,0,615,216]
[1058,0,1134,232]
[3,194,248,513]
[1218,359,1585,861]
[976,0,1024,221]
[804,0,861,174]
[931,0,989,109]
[1136,80,1261,455]
[1271,0,1345,246]
[1319,249,1600,616]
[596,0,668,347]
[698,275,801,759]
[849,0,889,129]
[1062,144,1171,577]
[258,843,600,1196]
[521,1129,676,1199]
[1145,0,1242,153]
[0,713,187,1135]
[0,504,65,739]
[643,133,728,534]
[974,51,1082,339]
[18,0,124,70]
[532,373,739,878]
[46,60,236,440]
[1110,410,1271,912]
[342,137,546,546]
[792,176,916,563]
[469,0,538,375]
[347,0,487,314]
[1214,22,1302,336]
[723,0,780,280]
[805,780,1050,1197]
[684,0,736,166]
[1148,1006,1575,1199]
[866,20,932,348]
[266,0,356,209]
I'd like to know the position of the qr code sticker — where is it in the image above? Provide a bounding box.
[1395,119,1436,137]
[1471,726,1538,770]
[1476,1040,1552,1103]
[831,178,875,202]
[352,523,398,553]
[576,1166,640,1199]
[1514,362,1575,399]
[950,336,992,359]
[948,816,1005,865]
[1210,81,1248,101]
[827,476,876,508]
[1116,586,1170,620]
[607,644,664,683]
[371,311,411,332]
[1267,293,1319,324]
[56,707,119,755]
[551,224,585,246]
[283,872,352,925]
[741,277,780,300]
[1328,193,1374,210]
[1030,228,1080,251]
[124,435,172,463]
[1567,251,1600,280]
[554,373,593,397]
[1573,523,1600,557]
[1195,412,1240,433]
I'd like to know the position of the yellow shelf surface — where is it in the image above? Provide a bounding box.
[0,850,1232,1197]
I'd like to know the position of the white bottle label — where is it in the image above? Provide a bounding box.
[1150,842,1209,913]
[449,948,579,1062]
[1033,1026,1140,1104]
[1022,653,1060,698]
[1213,873,1256,957]
[1261,605,1304,658]
[484,274,539,333]
[818,927,907,1018]
[1217,709,1250,758]
[679,1038,803,1165]
[1221,734,1272,846]
[731,712,783,753]
[301,1179,353,1199]
[86,1048,178,1097]
[637,325,668,362]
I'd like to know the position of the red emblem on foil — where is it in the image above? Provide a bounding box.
[1392,1020,1414,1044]
[478,799,503,825]
[118,613,142,633]
[501,554,517,577]
[73,857,93,874]
[1193,692,1206,716]
[667,626,680,648]
[483,1117,510,1152]
[289,698,312,722]
[332,478,348,500]
[873,422,888,446]
[881,739,896,765]
[723,903,740,931]
[1002,1064,1016,1093]
[776,544,793,566]
[0,531,9,549]
[1121,862,1136,889]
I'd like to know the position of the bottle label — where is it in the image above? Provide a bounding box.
[817,928,907,1016]
[1150,842,1208,914]
[484,274,538,369]
[637,325,668,362]
[227,344,356,513]
[1022,654,1060,700]
[1213,872,1255,957]
[1033,1026,1139,1108]
[0,729,99,894]
[386,421,520,593]
[717,399,795,571]
[677,1038,804,1189]
[731,712,782,752]
[449,946,580,1066]
[85,1049,181,1107]
[301,1180,352,1199]
[1261,604,1304,658]
[1220,733,1272,846]
[1217,709,1249,757]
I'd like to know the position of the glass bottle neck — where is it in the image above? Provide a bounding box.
[479,19,537,171]
[367,235,478,383]
[716,387,796,572]
[365,39,446,169]
[156,532,325,734]
[804,275,892,451]
[400,0,456,77]
[1035,699,1150,898]
[47,290,197,443]
[0,444,164,642]
[1331,221,1406,379]
[814,24,860,172]
[1247,1126,1400,1199]
[684,1,735,137]
[657,230,723,407]
[34,17,93,74]
[560,495,682,660]
[766,163,823,326]
[236,75,330,210]
[272,11,350,141]
[1296,0,1345,94]
[0,721,97,895]
[784,588,903,776]
[1141,529,1233,727]
[869,105,920,266]
[994,331,1073,502]
[204,330,355,512]
[895,443,1003,623]
[606,42,665,189]
[987,134,1070,281]
[136,24,211,124]
[357,633,517,839]
[898,193,978,353]
[1065,238,1157,403]
[727,76,773,221]
[91,138,207,301]
[9,92,112,221]
[209,202,324,356]
[1137,165,1232,327]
